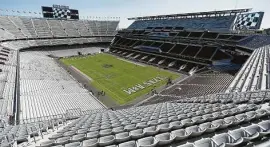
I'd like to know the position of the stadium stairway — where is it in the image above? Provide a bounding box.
[0,46,18,124]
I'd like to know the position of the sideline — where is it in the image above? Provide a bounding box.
[70,66,93,82]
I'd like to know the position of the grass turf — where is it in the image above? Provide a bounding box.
[61,54,179,105]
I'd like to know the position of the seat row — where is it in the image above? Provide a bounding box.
[0,118,66,146]
[173,90,270,104]
[54,103,239,133]
[36,107,270,147]
[179,119,270,147]
[238,35,270,49]
[1,37,114,50]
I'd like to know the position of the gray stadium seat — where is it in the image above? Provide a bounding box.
[228,128,250,143]
[212,133,244,146]
[63,131,76,137]
[199,122,218,133]
[185,125,206,137]
[169,121,183,130]
[202,114,215,121]
[143,126,158,136]
[112,126,125,134]
[77,128,88,134]
[255,109,268,118]
[155,132,175,145]
[136,122,148,129]
[194,138,215,147]
[115,132,130,143]
[124,124,136,131]
[157,123,170,132]
[86,131,99,139]
[130,129,145,139]
[55,137,70,145]
[224,116,239,125]
[99,129,112,137]
[99,135,115,146]
[70,134,85,142]
[191,116,205,124]
[38,140,55,147]
[258,120,270,135]
[235,113,247,123]
[171,129,189,141]
[65,142,81,147]
[244,125,264,139]
[137,136,158,147]
[82,138,98,147]
[212,119,231,129]
[118,140,137,147]
[181,118,195,126]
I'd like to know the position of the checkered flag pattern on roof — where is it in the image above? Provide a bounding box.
[53,8,71,19]
[234,13,261,29]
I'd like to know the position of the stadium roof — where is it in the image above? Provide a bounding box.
[128,8,251,20]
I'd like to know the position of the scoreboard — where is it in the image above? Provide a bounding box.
[42,4,79,20]
[233,12,264,30]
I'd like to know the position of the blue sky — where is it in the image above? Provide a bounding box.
[0,0,269,29]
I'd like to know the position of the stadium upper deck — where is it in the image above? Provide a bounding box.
[0,16,119,41]
[127,8,264,33]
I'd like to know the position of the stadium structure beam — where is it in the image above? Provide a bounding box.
[128,8,251,20]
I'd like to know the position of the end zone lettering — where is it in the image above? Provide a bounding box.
[123,76,166,95]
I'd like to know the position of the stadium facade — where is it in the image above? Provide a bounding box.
[0,5,269,147]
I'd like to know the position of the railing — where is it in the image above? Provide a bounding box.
[19,107,107,124]
[14,50,20,125]
[20,114,66,124]
[137,88,270,106]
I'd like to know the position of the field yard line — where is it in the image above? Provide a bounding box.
[81,67,126,102]
[85,68,124,89]
[117,58,145,67]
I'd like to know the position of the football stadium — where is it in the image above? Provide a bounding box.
[0,1,269,147]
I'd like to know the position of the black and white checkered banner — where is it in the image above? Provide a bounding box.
[234,12,264,30]
[42,5,79,20]
[53,8,71,19]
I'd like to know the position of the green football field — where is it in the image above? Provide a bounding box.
[61,54,179,105]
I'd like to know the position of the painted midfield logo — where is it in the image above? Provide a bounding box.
[102,64,113,68]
